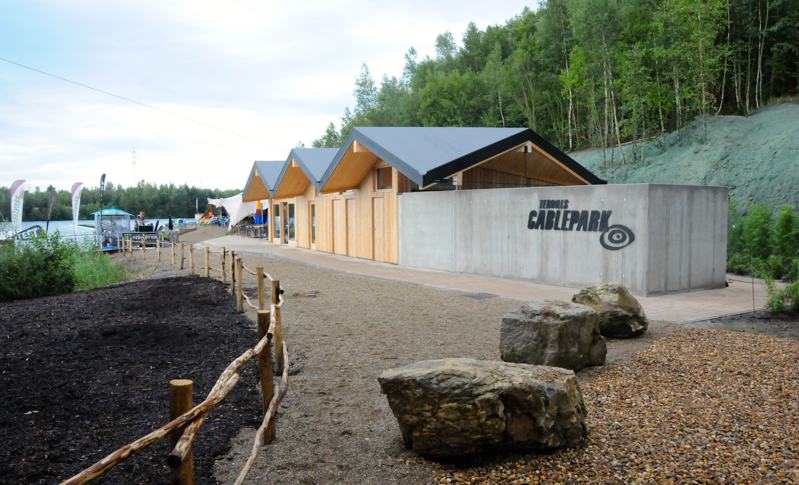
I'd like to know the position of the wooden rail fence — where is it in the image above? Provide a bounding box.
[62,240,291,484]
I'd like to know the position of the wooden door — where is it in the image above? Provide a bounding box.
[333,199,347,255]
[346,199,356,256]
[373,197,384,262]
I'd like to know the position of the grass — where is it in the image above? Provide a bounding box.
[69,241,126,291]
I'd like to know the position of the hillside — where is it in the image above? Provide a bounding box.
[570,103,799,207]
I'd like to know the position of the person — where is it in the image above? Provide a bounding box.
[168,215,174,231]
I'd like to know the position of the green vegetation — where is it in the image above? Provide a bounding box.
[306,0,799,158]
[727,199,799,312]
[0,232,124,302]
[0,181,239,222]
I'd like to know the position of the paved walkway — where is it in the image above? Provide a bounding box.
[196,235,770,323]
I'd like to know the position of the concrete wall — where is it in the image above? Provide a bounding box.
[646,185,728,295]
[398,184,727,296]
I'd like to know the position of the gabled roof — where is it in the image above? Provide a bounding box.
[275,148,339,192]
[242,161,284,202]
[319,127,605,190]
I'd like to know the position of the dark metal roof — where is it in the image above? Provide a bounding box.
[319,127,606,188]
[274,148,339,192]
[243,160,284,199]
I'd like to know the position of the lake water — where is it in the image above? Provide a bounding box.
[19,217,195,234]
[21,220,96,235]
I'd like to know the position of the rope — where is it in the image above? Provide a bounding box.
[209,267,223,273]
[241,263,257,276]
[241,291,259,310]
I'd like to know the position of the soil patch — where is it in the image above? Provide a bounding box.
[0,276,260,484]
[692,309,799,340]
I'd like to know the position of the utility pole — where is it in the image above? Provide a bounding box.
[131,148,138,185]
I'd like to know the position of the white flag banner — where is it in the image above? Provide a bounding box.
[10,179,25,235]
[71,182,84,235]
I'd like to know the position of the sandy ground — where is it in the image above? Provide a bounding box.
[111,236,691,484]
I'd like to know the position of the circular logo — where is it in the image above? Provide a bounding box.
[600,224,635,250]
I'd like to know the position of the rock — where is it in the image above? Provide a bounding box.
[500,300,606,371]
[378,358,587,458]
[572,283,648,338]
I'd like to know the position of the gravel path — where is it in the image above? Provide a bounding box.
[111,238,798,484]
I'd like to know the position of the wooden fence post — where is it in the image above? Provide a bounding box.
[129,237,133,258]
[271,280,284,375]
[257,268,265,310]
[169,379,194,485]
[257,311,276,444]
[204,247,210,278]
[172,239,176,266]
[229,251,236,295]
[189,245,194,275]
[157,236,161,262]
[221,248,226,285]
[180,242,185,270]
[141,237,145,260]
[236,258,244,312]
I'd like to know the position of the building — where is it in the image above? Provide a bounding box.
[242,127,727,295]
[241,160,285,227]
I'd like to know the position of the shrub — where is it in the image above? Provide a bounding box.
[773,205,799,259]
[726,253,750,275]
[741,202,773,261]
[0,232,124,301]
[0,232,76,301]
[765,280,799,313]
[727,196,745,256]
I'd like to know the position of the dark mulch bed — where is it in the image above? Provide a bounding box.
[0,276,261,484]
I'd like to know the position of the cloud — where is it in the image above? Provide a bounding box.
[0,0,535,192]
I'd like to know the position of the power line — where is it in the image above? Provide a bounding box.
[0,56,288,152]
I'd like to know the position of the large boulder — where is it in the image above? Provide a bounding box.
[378,358,587,458]
[572,283,648,338]
[500,300,606,371]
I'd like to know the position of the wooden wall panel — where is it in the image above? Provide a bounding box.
[332,199,347,255]
[346,198,356,256]
[462,167,558,190]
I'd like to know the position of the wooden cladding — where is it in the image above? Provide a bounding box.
[461,167,558,190]
[268,160,404,264]
[321,143,378,194]
[243,173,271,202]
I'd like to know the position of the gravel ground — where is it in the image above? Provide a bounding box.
[110,238,798,484]
[112,241,681,484]
[431,329,799,484]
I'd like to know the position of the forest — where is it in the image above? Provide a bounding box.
[0,181,239,222]
[305,0,798,166]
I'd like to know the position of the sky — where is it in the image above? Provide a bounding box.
[0,0,536,192]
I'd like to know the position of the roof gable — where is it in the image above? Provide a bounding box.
[319,127,605,190]
[242,160,284,201]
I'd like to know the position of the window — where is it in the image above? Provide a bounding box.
[311,203,316,244]
[273,204,280,240]
[288,204,296,240]
[376,167,392,190]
